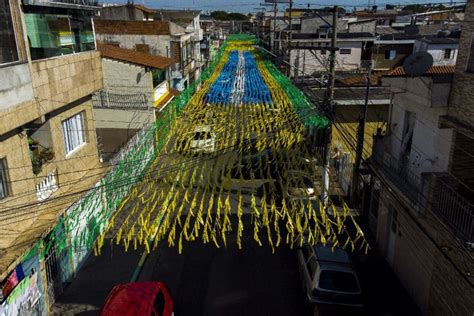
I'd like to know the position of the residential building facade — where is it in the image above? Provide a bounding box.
[93,44,177,161]
[413,37,459,66]
[368,58,473,314]
[0,0,103,312]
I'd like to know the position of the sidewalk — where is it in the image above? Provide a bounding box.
[51,240,143,315]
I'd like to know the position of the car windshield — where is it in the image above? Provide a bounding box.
[194,132,211,140]
[318,271,359,293]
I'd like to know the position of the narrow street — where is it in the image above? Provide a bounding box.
[53,215,420,316]
[52,36,421,316]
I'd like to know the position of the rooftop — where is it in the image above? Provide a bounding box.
[94,20,170,36]
[385,65,455,77]
[97,44,175,69]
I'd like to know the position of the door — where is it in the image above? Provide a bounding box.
[386,205,397,265]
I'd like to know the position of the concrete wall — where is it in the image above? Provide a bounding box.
[300,16,347,33]
[382,76,453,179]
[347,20,377,34]
[94,107,153,160]
[96,33,172,58]
[102,58,152,96]
[290,41,363,74]
[0,63,34,111]
[97,6,145,21]
[93,108,153,130]
[413,41,458,66]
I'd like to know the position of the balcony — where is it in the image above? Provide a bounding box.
[93,90,149,109]
[154,81,169,105]
[23,0,99,9]
[371,139,423,207]
[430,174,474,244]
[371,136,474,245]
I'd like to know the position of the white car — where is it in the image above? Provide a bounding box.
[297,244,363,308]
[176,126,216,155]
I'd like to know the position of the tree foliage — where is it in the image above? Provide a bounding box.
[211,11,249,21]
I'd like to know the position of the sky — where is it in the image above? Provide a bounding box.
[103,0,465,14]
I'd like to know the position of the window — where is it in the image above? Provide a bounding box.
[24,12,94,61]
[384,49,397,60]
[444,48,452,59]
[0,159,9,200]
[467,33,474,72]
[339,48,351,55]
[0,0,19,64]
[62,112,86,155]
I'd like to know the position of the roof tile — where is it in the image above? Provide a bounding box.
[97,44,175,69]
[384,65,455,77]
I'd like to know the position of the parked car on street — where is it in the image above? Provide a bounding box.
[100,281,174,316]
[175,125,216,155]
[297,244,363,308]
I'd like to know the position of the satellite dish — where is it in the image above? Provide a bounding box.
[403,52,433,77]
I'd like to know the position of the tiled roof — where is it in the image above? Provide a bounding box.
[94,20,170,35]
[385,65,455,77]
[339,71,388,86]
[97,44,175,69]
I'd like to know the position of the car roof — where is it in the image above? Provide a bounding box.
[313,245,353,266]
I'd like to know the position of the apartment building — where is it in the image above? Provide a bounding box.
[288,32,375,76]
[93,44,177,161]
[367,14,474,313]
[0,0,103,312]
[94,6,204,91]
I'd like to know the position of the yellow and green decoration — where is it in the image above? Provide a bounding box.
[33,35,367,263]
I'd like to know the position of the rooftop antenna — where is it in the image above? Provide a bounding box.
[402,52,434,76]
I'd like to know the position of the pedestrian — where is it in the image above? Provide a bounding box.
[332,147,341,175]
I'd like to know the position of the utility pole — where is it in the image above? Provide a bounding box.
[322,5,337,206]
[352,61,372,203]
[287,0,293,76]
[273,1,277,54]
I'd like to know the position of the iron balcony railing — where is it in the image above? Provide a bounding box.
[92,91,150,109]
[371,142,422,206]
[371,138,474,244]
[432,177,474,244]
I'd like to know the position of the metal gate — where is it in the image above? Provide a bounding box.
[43,233,69,305]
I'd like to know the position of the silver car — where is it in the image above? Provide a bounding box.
[297,244,363,308]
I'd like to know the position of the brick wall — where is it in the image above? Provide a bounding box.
[448,1,474,128]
